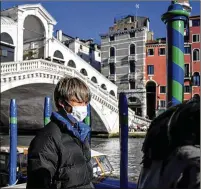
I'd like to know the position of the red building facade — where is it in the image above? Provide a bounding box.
[145,15,200,119]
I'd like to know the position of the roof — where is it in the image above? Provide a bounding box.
[1,3,57,25]
[1,16,17,25]
[189,15,200,19]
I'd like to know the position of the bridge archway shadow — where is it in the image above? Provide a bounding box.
[0,83,108,134]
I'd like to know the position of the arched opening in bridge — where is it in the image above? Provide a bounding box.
[53,50,65,64]
[80,68,88,76]
[109,90,115,96]
[146,81,156,119]
[91,76,97,83]
[101,84,107,90]
[0,83,109,134]
[23,15,45,60]
[0,32,15,62]
[67,60,76,68]
[128,96,142,116]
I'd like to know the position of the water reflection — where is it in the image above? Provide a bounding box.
[91,138,144,179]
[1,136,144,179]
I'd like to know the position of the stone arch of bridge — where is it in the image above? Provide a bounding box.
[1,82,111,133]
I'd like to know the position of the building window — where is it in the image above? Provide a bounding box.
[192,19,200,27]
[184,64,190,77]
[160,100,166,108]
[184,47,191,54]
[147,48,154,56]
[0,49,8,57]
[193,49,200,61]
[147,65,154,75]
[159,48,166,55]
[192,34,200,42]
[193,72,200,86]
[130,81,135,89]
[80,45,83,50]
[110,47,115,57]
[130,60,135,73]
[130,32,135,38]
[184,86,190,93]
[110,63,115,75]
[160,86,166,93]
[110,36,115,41]
[130,44,135,55]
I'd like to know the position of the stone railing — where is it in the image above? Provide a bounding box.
[1,59,119,111]
[1,59,151,126]
[53,38,116,89]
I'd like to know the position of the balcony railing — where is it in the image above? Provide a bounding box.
[128,72,135,80]
[184,73,191,79]
[108,74,116,80]
[128,54,136,61]
[108,56,116,63]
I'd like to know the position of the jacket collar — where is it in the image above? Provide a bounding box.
[50,110,90,143]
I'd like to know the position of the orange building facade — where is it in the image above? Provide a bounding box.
[145,15,200,119]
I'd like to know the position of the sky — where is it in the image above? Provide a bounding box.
[1,1,200,44]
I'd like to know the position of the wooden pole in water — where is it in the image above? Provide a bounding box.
[119,92,128,188]
[84,104,91,145]
[9,99,17,185]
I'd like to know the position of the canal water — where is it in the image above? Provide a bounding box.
[1,136,144,180]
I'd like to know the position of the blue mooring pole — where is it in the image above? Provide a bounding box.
[119,92,128,188]
[9,99,17,185]
[84,104,91,145]
[44,96,52,126]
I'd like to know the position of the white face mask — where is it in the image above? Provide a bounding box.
[71,106,88,122]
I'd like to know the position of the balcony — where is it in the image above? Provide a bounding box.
[184,73,191,79]
[108,74,116,81]
[128,72,135,80]
[128,54,137,61]
[108,56,116,64]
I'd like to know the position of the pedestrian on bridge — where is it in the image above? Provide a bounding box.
[137,97,200,189]
[27,77,94,189]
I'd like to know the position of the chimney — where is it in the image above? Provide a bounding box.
[56,30,63,41]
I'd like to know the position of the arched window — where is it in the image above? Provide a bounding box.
[193,94,200,100]
[67,60,76,68]
[110,63,115,74]
[91,76,97,83]
[0,32,14,44]
[101,84,107,90]
[80,68,88,76]
[109,90,115,96]
[130,44,135,55]
[129,97,137,102]
[53,50,64,59]
[193,72,200,86]
[130,60,135,73]
[193,49,200,61]
[110,47,115,57]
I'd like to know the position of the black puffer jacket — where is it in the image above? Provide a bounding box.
[26,111,93,189]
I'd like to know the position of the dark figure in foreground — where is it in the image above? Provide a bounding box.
[137,97,200,189]
[27,77,94,188]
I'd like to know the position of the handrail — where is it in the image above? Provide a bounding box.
[52,38,117,88]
